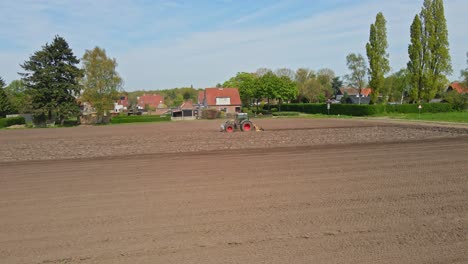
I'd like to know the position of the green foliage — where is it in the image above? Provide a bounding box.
[331,77,343,96]
[294,68,332,103]
[385,103,453,113]
[128,87,199,108]
[223,72,257,105]
[4,79,32,114]
[0,78,13,117]
[276,103,453,116]
[408,15,424,102]
[443,91,467,111]
[110,115,170,124]
[0,116,26,128]
[385,69,411,103]
[20,35,83,125]
[366,12,390,104]
[408,0,452,102]
[345,53,367,97]
[81,47,123,118]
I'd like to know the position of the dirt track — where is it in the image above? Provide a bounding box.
[1,119,467,263]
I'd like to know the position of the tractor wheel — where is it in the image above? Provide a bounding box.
[240,121,253,132]
[225,124,235,133]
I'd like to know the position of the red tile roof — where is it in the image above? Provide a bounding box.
[201,88,242,106]
[447,82,467,94]
[361,88,372,97]
[180,100,194,109]
[137,94,164,108]
[340,87,372,96]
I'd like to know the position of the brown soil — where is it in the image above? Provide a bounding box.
[0,118,467,263]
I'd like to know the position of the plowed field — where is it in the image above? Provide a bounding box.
[1,118,467,263]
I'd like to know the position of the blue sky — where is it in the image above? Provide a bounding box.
[0,0,467,91]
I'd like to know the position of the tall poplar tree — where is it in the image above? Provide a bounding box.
[407,0,452,102]
[366,12,390,104]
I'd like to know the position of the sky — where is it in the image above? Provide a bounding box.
[0,0,467,91]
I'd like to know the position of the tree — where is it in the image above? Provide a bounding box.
[331,77,343,96]
[255,68,272,77]
[81,47,123,121]
[345,53,367,104]
[223,72,257,106]
[366,12,390,104]
[408,15,424,102]
[294,69,329,103]
[5,80,32,114]
[276,75,297,111]
[183,91,191,100]
[20,35,83,125]
[316,68,335,98]
[390,69,411,103]
[0,77,13,117]
[275,68,295,79]
[295,68,314,102]
[408,0,452,102]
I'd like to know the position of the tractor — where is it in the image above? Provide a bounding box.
[220,113,263,132]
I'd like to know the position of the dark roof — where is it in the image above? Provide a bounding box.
[345,95,371,104]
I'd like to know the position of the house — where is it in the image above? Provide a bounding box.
[137,94,164,110]
[446,82,467,94]
[198,87,242,113]
[114,95,128,113]
[336,87,372,103]
[171,100,197,120]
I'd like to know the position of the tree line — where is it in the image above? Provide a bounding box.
[0,36,122,123]
[1,0,466,121]
[221,0,463,106]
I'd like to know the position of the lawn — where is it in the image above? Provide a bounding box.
[374,111,468,123]
[110,115,171,124]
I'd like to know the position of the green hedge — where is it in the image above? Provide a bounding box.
[265,103,454,116]
[110,115,171,124]
[385,103,453,113]
[0,116,26,128]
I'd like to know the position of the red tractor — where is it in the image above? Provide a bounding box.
[220,113,262,132]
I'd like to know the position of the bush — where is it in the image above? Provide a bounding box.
[201,108,220,119]
[270,107,278,112]
[443,92,467,111]
[0,116,26,128]
[110,115,171,124]
[272,111,300,116]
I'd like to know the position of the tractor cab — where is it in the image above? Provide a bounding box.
[235,113,249,123]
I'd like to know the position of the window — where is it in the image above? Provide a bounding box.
[216,97,230,105]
